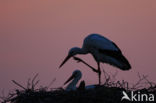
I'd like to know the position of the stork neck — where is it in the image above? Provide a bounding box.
[66,77,80,91]
[77,48,88,54]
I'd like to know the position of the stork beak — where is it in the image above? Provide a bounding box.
[64,74,75,85]
[59,54,72,68]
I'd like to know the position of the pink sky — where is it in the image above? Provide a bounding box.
[0,0,156,93]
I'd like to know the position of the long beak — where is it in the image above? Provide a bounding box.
[59,55,72,68]
[64,74,75,85]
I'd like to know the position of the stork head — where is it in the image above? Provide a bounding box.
[64,70,82,85]
[59,47,82,68]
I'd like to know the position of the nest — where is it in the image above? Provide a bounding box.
[1,73,156,103]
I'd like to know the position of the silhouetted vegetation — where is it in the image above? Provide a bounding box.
[1,73,156,103]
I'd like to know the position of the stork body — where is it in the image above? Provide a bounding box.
[60,34,131,84]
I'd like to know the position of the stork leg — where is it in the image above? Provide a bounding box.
[73,57,98,73]
[73,56,101,85]
[97,62,101,85]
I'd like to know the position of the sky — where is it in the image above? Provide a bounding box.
[0,0,156,94]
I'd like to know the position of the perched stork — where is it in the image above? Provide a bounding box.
[64,70,96,91]
[59,34,131,84]
[64,70,82,91]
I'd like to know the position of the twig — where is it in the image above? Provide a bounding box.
[27,78,31,89]
[143,75,155,88]
[102,69,110,82]
[132,73,148,90]
[33,80,40,89]
[32,73,39,90]
[47,78,56,88]
[12,80,26,90]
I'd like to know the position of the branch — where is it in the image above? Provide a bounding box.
[32,73,39,90]
[12,80,26,90]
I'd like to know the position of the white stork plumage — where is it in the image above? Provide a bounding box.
[64,70,82,91]
[59,34,131,84]
[64,70,95,91]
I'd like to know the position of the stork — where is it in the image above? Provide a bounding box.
[64,69,96,91]
[64,70,82,91]
[59,34,131,84]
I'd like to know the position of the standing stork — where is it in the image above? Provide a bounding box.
[59,34,131,84]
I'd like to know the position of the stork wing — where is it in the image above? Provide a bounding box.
[99,49,131,70]
[83,34,121,52]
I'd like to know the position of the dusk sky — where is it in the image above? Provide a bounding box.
[0,0,156,93]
